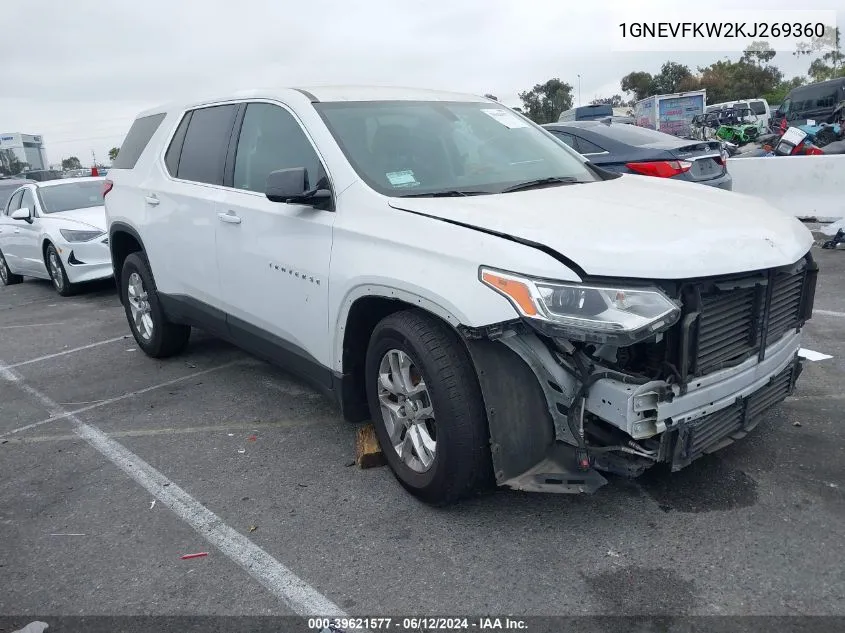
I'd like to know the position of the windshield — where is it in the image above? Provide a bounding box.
[315,100,597,196]
[38,181,104,214]
[0,184,20,211]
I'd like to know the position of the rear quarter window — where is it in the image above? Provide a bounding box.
[750,101,767,115]
[112,113,166,169]
[175,104,238,185]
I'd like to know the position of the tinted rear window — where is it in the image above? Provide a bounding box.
[176,105,238,185]
[165,112,192,177]
[750,101,767,115]
[583,124,675,146]
[112,113,166,169]
[38,181,105,214]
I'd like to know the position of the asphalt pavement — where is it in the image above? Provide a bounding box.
[1,248,843,621]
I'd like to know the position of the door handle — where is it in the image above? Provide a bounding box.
[218,211,241,225]
[145,195,160,206]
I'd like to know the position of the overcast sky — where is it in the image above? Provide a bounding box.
[0,0,841,166]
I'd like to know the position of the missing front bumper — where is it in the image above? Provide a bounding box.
[666,358,801,470]
[464,326,803,494]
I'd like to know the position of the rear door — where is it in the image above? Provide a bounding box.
[146,104,238,308]
[215,101,336,382]
[0,189,24,269]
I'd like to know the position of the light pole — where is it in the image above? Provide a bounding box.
[577,74,581,107]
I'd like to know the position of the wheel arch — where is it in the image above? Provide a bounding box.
[109,222,146,303]
[334,288,470,423]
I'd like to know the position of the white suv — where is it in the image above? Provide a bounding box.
[105,87,817,505]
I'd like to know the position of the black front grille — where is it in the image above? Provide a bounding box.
[670,360,799,470]
[684,255,816,377]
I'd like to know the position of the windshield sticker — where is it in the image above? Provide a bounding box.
[480,108,529,129]
[386,170,419,187]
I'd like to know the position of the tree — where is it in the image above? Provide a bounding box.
[742,41,777,66]
[621,71,655,102]
[763,76,806,104]
[62,156,82,171]
[695,58,782,103]
[483,94,498,102]
[0,149,26,176]
[652,62,693,94]
[591,94,627,107]
[108,147,120,163]
[517,78,574,123]
[795,26,844,81]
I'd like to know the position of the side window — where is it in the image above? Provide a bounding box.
[112,113,166,169]
[164,112,192,177]
[233,103,325,193]
[6,190,24,215]
[750,101,766,115]
[176,104,238,185]
[20,189,35,213]
[574,137,606,154]
[550,131,577,149]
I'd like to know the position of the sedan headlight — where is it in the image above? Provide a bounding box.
[480,268,680,346]
[60,229,105,242]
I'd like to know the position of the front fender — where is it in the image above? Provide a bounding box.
[331,281,499,372]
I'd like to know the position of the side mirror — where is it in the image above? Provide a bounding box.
[11,207,32,222]
[265,168,332,206]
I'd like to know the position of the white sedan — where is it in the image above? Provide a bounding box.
[0,177,112,296]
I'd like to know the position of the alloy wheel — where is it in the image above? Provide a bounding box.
[377,349,437,473]
[0,253,7,284]
[48,250,64,291]
[127,271,154,341]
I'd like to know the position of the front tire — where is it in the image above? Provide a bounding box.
[121,252,190,358]
[365,310,492,505]
[0,249,23,285]
[45,244,77,296]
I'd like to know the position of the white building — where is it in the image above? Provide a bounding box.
[0,132,49,173]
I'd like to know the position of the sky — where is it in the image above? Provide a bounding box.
[0,0,841,167]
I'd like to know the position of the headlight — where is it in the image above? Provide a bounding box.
[480,268,680,346]
[60,229,105,242]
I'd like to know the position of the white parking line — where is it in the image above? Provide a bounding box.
[0,362,346,616]
[1,336,128,369]
[0,361,247,438]
[0,322,66,329]
[813,309,845,318]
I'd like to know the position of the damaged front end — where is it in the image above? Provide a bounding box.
[461,253,818,494]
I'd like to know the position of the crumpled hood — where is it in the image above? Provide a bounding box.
[47,205,106,232]
[388,175,813,279]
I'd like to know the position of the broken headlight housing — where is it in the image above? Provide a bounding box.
[480,268,680,346]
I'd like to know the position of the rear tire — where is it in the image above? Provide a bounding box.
[365,310,492,505]
[0,249,23,285]
[121,252,190,358]
[45,244,77,296]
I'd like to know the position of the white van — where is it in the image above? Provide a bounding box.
[102,87,816,504]
[706,99,771,132]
